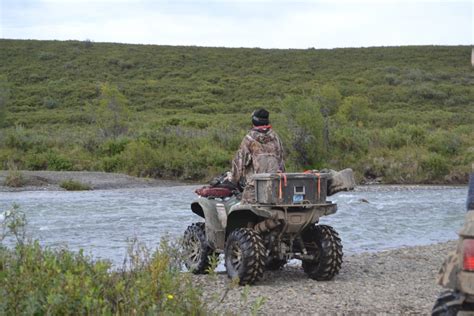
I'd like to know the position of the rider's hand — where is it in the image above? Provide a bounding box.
[223,171,232,182]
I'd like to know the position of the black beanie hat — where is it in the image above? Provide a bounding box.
[252,108,270,126]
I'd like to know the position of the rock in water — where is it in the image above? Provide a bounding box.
[326,168,356,196]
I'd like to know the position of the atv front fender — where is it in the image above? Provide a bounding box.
[191,197,227,251]
[191,198,223,229]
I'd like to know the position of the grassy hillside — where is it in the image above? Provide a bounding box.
[0,39,472,183]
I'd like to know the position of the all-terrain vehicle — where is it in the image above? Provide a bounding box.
[182,171,348,285]
[433,169,474,315]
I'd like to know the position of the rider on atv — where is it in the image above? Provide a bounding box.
[230,108,285,203]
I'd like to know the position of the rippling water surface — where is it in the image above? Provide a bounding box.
[0,185,468,265]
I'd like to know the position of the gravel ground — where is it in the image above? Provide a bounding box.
[194,241,456,315]
[0,170,184,191]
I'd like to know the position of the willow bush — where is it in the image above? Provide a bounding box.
[0,205,206,315]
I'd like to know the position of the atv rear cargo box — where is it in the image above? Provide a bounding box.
[253,173,329,205]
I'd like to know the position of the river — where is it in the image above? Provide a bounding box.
[0,185,468,266]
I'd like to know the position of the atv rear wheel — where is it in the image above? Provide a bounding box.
[224,228,266,285]
[432,290,474,316]
[302,224,343,281]
[183,222,212,274]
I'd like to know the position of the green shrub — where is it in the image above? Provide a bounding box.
[4,169,25,187]
[5,126,30,150]
[25,152,49,170]
[281,96,326,168]
[93,83,130,139]
[43,97,59,109]
[100,138,130,156]
[336,96,370,126]
[332,125,370,156]
[184,119,209,129]
[37,51,56,60]
[59,179,91,191]
[100,156,121,172]
[0,75,9,128]
[117,141,161,177]
[0,206,207,315]
[410,84,447,101]
[421,153,450,181]
[427,130,462,156]
[160,96,203,108]
[317,84,342,116]
[378,128,408,149]
[46,152,74,171]
[378,123,427,149]
[384,74,400,86]
[192,104,219,114]
[210,127,242,152]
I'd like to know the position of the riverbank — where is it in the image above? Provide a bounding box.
[0,170,186,192]
[0,170,467,193]
[195,241,456,315]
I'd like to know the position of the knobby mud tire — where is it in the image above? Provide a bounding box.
[183,222,212,274]
[432,290,474,316]
[224,228,266,285]
[302,224,343,281]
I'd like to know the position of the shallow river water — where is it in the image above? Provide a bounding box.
[0,185,468,266]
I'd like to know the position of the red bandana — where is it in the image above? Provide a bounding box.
[253,125,272,131]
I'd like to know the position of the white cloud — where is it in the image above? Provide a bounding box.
[1,0,472,48]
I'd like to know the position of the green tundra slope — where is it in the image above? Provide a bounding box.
[0,39,472,183]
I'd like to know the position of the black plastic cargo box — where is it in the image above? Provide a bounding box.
[253,173,329,205]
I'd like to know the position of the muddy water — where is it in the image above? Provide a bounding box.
[0,185,467,265]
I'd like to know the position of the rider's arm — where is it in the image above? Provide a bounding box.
[277,134,286,172]
[231,137,252,185]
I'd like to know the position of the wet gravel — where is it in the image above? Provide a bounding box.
[194,241,456,315]
[0,170,183,191]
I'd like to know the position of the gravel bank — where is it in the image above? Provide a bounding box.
[0,170,184,191]
[1,171,464,193]
[194,241,456,315]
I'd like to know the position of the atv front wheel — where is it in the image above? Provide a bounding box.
[302,224,343,281]
[224,228,266,285]
[432,290,474,316]
[183,222,212,274]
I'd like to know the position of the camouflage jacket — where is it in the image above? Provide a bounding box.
[231,126,285,188]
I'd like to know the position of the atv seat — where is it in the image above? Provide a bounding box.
[195,186,234,198]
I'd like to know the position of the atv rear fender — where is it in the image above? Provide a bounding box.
[226,202,337,237]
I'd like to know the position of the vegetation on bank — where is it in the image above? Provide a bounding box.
[59,179,91,191]
[4,168,25,188]
[0,39,472,183]
[0,205,206,315]
[1,205,268,315]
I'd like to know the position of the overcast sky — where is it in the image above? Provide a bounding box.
[1,0,472,49]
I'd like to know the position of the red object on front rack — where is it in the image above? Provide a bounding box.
[195,186,234,198]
